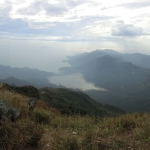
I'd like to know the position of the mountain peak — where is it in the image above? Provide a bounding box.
[103,49,121,55]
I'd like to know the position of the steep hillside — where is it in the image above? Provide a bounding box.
[0,83,40,98]
[1,87,150,150]
[39,87,125,117]
[0,83,125,117]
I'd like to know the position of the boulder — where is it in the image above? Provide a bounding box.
[0,100,20,121]
[26,98,37,111]
[24,98,37,116]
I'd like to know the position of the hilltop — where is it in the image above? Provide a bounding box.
[1,83,150,150]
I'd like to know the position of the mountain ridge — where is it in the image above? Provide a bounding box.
[0,65,59,88]
[0,82,125,117]
[60,49,150,112]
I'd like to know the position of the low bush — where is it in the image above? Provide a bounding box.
[33,109,51,124]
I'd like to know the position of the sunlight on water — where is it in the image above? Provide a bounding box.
[48,73,107,91]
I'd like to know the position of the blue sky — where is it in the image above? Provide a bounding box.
[0,0,150,72]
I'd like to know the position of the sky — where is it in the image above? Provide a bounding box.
[0,0,150,72]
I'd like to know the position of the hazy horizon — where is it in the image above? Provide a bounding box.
[0,41,150,72]
[0,0,150,72]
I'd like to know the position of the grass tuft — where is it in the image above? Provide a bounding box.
[33,109,51,124]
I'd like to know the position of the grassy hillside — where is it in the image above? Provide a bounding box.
[1,89,150,149]
[39,87,125,117]
[0,83,40,99]
[0,83,125,117]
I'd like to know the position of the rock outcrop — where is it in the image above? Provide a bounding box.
[0,100,20,121]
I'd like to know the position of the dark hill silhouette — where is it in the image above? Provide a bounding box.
[0,76,30,86]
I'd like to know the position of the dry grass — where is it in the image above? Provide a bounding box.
[0,90,45,150]
[48,113,150,150]
[1,90,150,150]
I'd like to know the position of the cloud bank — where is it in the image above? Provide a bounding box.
[111,22,145,37]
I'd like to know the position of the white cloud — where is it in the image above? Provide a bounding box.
[121,1,150,9]
[0,0,150,72]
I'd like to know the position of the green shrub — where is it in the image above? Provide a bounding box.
[33,109,50,124]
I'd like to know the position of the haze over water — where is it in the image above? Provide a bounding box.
[48,73,107,91]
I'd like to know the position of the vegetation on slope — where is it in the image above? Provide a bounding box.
[0,83,125,117]
[49,112,150,150]
[0,83,40,98]
[39,87,125,117]
[1,87,150,150]
[0,90,44,150]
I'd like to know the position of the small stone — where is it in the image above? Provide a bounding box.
[72,131,77,135]
[45,143,50,147]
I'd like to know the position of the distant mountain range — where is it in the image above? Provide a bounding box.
[60,49,150,112]
[0,65,53,80]
[1,49,150,112]
[0,76,30,86]
[63,49,150,69]
[0,65,58,88]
